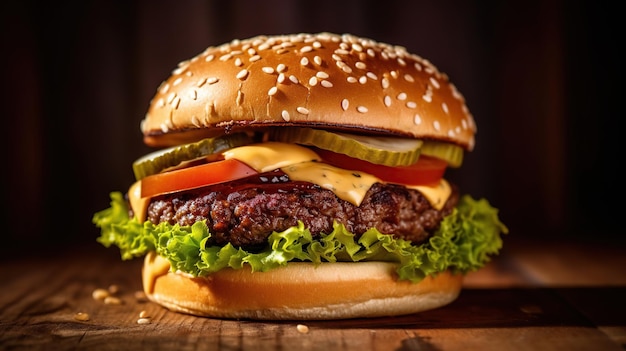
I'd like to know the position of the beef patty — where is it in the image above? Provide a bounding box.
[144,170,459,250]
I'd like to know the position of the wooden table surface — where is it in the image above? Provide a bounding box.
[1,235,625,351]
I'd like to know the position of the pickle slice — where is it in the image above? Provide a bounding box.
[270,128,423,167]
[132,133,254,180]
[420,141,464,168]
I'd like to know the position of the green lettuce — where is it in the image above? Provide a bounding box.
[93,192,508,283]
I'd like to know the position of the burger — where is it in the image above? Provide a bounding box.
[93,32,507,320]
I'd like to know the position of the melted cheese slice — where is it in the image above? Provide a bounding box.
[128,142,452,222]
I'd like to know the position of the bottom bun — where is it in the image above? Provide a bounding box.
[142,252,463,320]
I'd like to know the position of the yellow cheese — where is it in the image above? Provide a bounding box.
[407,179,451,211]
[142,251,171,294]
[281,161,379,206]
[222,142,320,172]
[128,181,150,222]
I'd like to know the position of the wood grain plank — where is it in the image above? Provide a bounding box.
[1,240,624,350]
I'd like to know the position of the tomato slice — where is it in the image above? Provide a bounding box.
[314,148,447,186]
[141,159,257,198]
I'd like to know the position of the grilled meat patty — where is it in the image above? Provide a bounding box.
[145,170,459,250]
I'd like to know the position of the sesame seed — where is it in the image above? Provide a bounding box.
[134,290,148,302]
[314,56,323,65]
[397,58,407,66]
[300,57,309,66]
[104,296,122,305]
[309,76,318,86]
[366,72,378,80]
[384,95,392,107]
[357,106,368,113]
[74,312,90,322]
[172,96,181,109]
[341,99,349,111]
[166,92,176,104]
[205,54,215,62]
[321,80,333,88]
[462,120,468,129]
[173,77,183,86]
[249,55,261,62]
[207,77,219,85]
[281,110,290,121]
[397,92,407,101]
[196,78,207,87]
[236,69,249,80]
[268,86,278,96]
[406,101,417,109]
[448,129,455,137]
[352,43,363,52]
[340,64,352,74]
[313,41,322,48]
[316,71,329,79]
[433,121,441,131]
[297,324,310,334]
[234,58,243,66]
[381,77,390,89]
[430,77,440,89]
[335,49,349,55]
[160,83,170,94]
[301,45,313,53]
[442,102,449,114]
[262,67,275,74]
[236,91,243,106]
[347,76,357,83]
[219,53,232,61]
[414,114,422,125]
[367,48,375,57]
[390,70,399,79]
[404,74,415,83]
[277,64,286,72]
[297,106,309,115]
[137,318,151,325]
[289,75,299,84]
[359,76,367,84]
[355,62,366,70]
[422,94,432,103]
[139,310,150,318]
[277,73,286,83]
[190,89,197,100]
[414,62,422,71]
[92,288,109,300]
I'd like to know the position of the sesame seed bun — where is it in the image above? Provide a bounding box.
[142,252,463,320]
[141,33,476,150]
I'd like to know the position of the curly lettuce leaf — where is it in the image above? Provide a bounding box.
[93,192,508,282]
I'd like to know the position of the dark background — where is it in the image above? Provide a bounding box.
[1,0,622,258]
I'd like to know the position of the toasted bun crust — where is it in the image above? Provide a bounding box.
[142,33,476,150]
[142,252,463,320]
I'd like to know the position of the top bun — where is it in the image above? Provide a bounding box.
[141,33,476,150]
